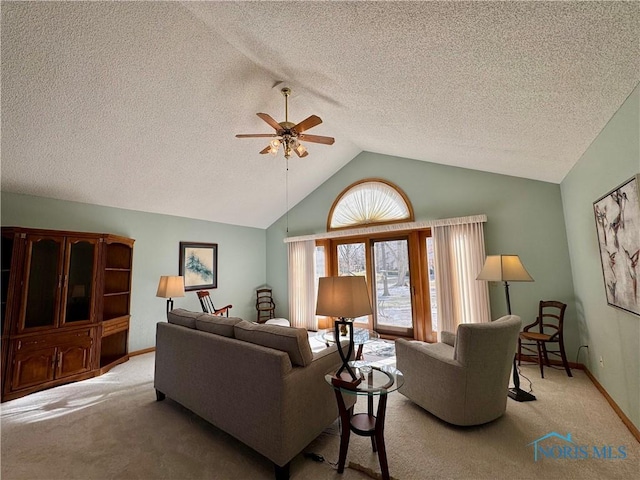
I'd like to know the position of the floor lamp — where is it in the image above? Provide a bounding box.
[156,276,185,315]
[477,255,536,402]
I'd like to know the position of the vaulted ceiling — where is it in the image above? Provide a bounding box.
[2,2,638,228]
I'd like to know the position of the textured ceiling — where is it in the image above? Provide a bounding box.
[1,1,639,229]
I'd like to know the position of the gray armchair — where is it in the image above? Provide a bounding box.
[395,315,521,426]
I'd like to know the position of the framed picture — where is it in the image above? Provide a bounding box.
[593,174,640,317]
[179,242,218,291]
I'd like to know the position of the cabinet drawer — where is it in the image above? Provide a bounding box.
[102,317,129,337]
[14,328,93,352]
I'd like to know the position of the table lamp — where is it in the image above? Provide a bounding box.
[477,254,536,402]
[156,276,185,314]
[316,276,373,388]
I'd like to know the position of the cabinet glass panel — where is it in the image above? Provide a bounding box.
[1,234,14,335]
[24,239,62,329]
[65,241,95,323]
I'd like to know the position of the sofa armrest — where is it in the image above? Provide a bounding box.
[441,331,456,347]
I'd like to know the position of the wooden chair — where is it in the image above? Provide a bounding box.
[196,291,232,317]
[518,300,572,378]
[256,288,276,323]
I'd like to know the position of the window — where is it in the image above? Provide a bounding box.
[287,178,441,339]
[322,181,434,338]
[328,179,414,230]
[327,230,435,338]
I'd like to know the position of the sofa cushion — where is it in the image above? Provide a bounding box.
[167,309,200,328]
[234,320,313,367]
[196,314,243,337]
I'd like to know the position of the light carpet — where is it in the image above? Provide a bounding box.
[1,353,638,480]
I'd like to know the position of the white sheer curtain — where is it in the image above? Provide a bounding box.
[433,221,490,337]
[287,240,317,330]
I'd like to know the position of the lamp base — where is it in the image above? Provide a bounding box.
[508,387,536,402]
[331,371,362,390]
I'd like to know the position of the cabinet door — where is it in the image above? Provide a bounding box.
[11,347,56,391]
[56,342,92,379]
[61,238,99,325]
[19,235,65,332]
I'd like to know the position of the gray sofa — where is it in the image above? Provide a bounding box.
[154,309,348,479]
[395,315,521,426]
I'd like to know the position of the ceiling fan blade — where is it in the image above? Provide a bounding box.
[257,113,282,131]
[236,134,277,138]
[259,145,271,154]
[298,134,335,145]
[293,115,322,134]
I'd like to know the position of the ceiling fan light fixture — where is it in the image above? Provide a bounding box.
[295,143,307,156]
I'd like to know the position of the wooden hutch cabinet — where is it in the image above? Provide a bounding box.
[1,227,134,401]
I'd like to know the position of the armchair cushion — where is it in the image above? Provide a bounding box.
[396,315,521,426]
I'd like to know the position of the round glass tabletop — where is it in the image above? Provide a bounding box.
[325,363,404,396]
[316,327,380,345]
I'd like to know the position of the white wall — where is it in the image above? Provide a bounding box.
[266,152,576,352]
[1,192,267,351]
[560,84,640,429]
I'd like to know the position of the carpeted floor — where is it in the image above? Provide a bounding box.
[1,352,638,480]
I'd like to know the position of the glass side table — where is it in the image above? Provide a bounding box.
[325,363,404,480]
[316,327,380,360]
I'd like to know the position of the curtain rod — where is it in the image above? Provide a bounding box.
[283,214,487,243]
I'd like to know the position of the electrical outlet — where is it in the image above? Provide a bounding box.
[599,356,604,367]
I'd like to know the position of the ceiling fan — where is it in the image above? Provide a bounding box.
[236,87,335,159]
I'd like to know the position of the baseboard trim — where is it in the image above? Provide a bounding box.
[514,354,638,442]
[583,367,640,443]
[130,347,155,357]
[516,353,582,370]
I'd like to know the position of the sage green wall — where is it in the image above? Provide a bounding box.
[266,152,577,356]
[560,84,639,428]
[1,192,266,352]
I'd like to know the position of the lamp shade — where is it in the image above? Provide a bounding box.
[476,255,534,282]
[316,276,373,319]
[156,276,185,298]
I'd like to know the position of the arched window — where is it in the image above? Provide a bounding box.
[327,179,414,230]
